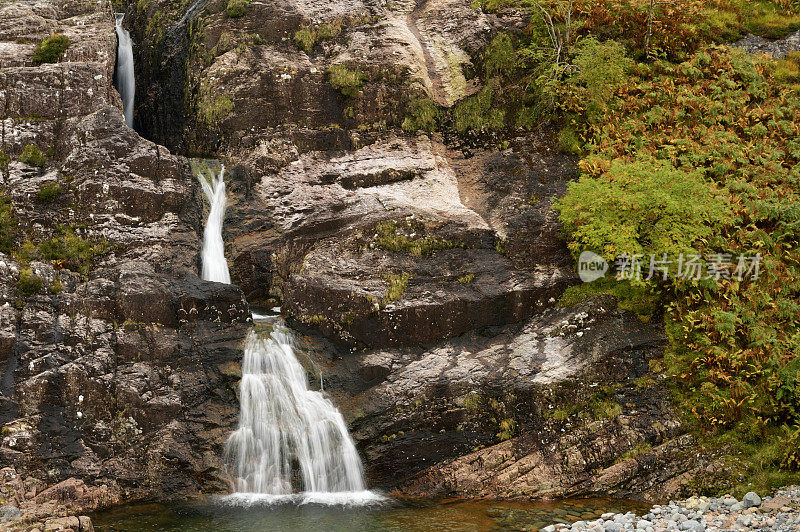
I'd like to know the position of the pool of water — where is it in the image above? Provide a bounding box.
[92,495,649,531]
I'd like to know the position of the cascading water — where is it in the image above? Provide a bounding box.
[224,324,374,503]
[114,14,136,128]
[195,161,378,505]
[198,165,231,284]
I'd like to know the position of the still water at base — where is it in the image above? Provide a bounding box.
[92,496,648,531]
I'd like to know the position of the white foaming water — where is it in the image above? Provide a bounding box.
[196,164,376,505]
[114,15,135,128]
[199,166,231,284]
[224,325,374,501]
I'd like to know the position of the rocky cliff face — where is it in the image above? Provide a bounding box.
[0,0,702,524]
[122,0,698,504]
[0,0,250,522]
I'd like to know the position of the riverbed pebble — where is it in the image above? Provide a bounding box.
[542,485,800,532]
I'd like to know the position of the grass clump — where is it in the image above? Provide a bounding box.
[36,181,61,202]
[225,0,249,18]
[197,90,233,127]
[48,279,62,294]
[327,64,366,98]
[0,151,9,179]
[38,226,108,276]
[380,272,411,308]
[615,442,653,464]
[294,21,343,53]
[32,34,70,64]
[374,220,458,256]
[557,126,582,155]
[0,193,18,254]
[18,267,42,295]
[590,398,623,420]
[19,144,47,168]
[452,81,505,133]
[294,28,315,53]
[457,273,475,284]
[402,98,440,132]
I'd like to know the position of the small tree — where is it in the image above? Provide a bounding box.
[555,157,734,262]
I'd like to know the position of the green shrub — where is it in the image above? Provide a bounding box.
[483,33,519,79]
[556,158,733,262]
[457,273,475,284]
[37,181,62,202]
[557,126,582,155]
[565,37,632,124]
[32,34,70,64]
[327,64,366,98]
[402,98,440,132]
[294,22,343,53]
[0,193,18,254]
[452,80,505,132]
[38,226,108,276]
[19,144,47,168]
[225,0,249,18]
[18,267,42,295]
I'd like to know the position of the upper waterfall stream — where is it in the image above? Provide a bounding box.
[114,14,135,128]
[195,161,377,505]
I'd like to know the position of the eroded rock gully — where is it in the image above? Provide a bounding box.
[0,0,705,526]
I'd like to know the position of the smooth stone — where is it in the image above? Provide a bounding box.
[679,519,704,531]
[743,491,762,508]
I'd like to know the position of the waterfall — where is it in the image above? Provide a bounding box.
[195,162,377,505]
[224,323,375,503]
[199,165,231,284]
[114,14,135,128]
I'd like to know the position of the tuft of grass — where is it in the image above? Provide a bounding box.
[32,34,70,64]
[197,92,233,127]
[327,64,366,98]
[457,273,475,284]
[496,418,517,441]
[19,144,47,168]
[0,192,18,254]
[18,267,42,295]
[402,98,440,132]
[615,442,653,464]
[48,279,63,294]
[0,151,9,179]
[452,81,505,133]
[557,278,661,323]
[590,398,622,420]
[374,220,458,256]
[38,226,109,276]
[558,126,582,155]
[225,0,250,18]
[294,28,315,53]
[463,394,481,412]
[37,181,61,203]
[381,272,411,308]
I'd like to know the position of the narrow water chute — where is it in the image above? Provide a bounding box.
[199,165,231,284]
[114,14,136,128]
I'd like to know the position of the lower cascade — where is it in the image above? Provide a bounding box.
[196,164,376,503]
[225,322,371,500]
[113,14,135,128]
